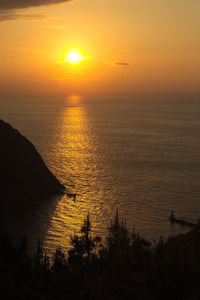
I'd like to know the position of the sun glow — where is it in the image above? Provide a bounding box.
[63,48,88,65]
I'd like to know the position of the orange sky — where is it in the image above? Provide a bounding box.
[0,0,199,95]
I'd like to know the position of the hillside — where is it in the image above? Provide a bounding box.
[0,119,65,197]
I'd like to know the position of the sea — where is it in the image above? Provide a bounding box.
[0,93,200,254]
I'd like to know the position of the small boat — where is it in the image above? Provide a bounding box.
[169,211,195,228]
[67,193,77,201]
[67,193,73,198]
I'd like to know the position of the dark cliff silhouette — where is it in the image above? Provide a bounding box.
[0,120,65,196]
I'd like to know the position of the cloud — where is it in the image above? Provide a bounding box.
[0,12,52,22]
[0,0,71,10]
[114,62,130,66]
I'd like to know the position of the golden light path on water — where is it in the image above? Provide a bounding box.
[43,96,117,253]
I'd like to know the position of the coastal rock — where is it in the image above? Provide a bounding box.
[0,120,65,196]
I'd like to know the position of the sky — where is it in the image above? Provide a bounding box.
[0,0,199,95]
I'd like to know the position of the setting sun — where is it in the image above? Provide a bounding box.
[63,48,88,65]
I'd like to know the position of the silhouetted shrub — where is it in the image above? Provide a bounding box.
[68,212,101,267]
[1,212,200,300]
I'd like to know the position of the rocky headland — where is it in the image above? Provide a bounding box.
[0,119,65,197]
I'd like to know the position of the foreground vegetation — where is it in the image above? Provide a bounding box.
[1,210,200,300]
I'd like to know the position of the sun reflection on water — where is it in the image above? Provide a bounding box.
[43,96,116,253]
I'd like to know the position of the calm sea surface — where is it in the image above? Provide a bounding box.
[0,94,200,254]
